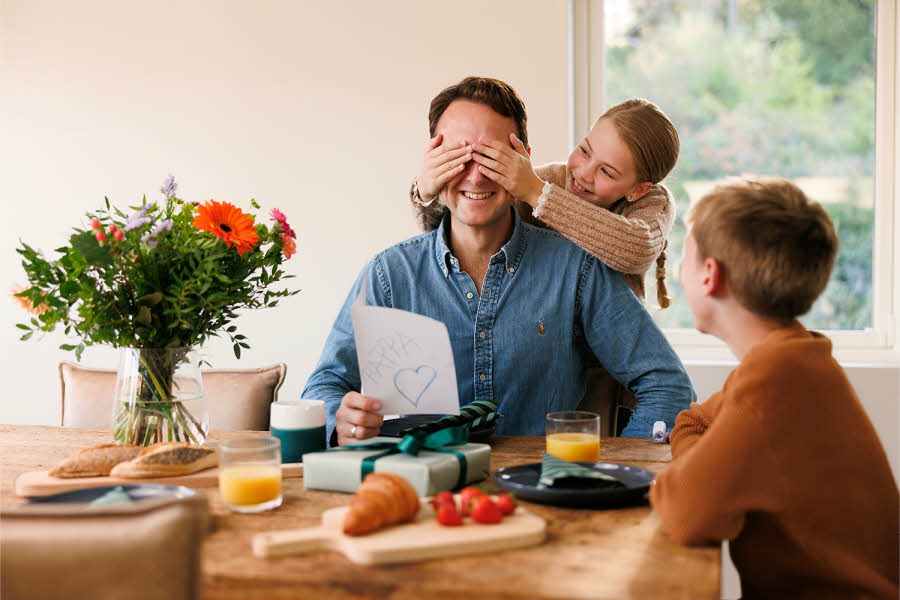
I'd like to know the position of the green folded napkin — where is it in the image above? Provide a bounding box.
[537,452,624,489]
[89,486,132,505]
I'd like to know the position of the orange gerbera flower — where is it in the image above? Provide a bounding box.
[10,284,49,315]
[193,200,260,255]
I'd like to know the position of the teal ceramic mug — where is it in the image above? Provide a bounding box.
[270,399,326,463]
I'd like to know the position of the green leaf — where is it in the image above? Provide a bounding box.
[59,281,80,297]
[135,306,152,325]
[250,198,260,209]
[70,231,113,266]
[233,343,242,359]
[138,292,164,305]
[59,343,78,351]
[15,323,30,331]
[20,332,33,341]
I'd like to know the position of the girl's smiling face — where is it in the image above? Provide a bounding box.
[565,117,648,208]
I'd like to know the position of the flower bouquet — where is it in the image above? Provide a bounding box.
[14,176,299,445]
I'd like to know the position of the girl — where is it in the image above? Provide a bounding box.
[411,98,679,308]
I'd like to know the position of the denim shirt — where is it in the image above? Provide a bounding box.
[303,209,695,443]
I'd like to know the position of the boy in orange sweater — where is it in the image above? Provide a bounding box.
[649,177,898,599]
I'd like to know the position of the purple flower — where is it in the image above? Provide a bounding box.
[160,175,178,200]
[141,219,173,249]
[124,206,151,232]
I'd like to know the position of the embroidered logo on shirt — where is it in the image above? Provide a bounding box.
[538,320,545,335]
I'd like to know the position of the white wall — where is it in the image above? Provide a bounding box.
[0,0,570,425]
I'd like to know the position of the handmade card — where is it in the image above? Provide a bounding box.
[351,289,460,416]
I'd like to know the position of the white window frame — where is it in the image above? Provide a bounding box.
[570,0,900,364]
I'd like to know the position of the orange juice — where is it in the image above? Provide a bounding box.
[219,464,282,506]
[546,432,600,462]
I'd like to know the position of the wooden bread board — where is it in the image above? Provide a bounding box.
[252,496,546,565]
[15,463,303,497]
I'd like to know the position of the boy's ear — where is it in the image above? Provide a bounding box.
[702,257,725,297]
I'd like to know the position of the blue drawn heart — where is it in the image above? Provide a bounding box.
[393,365,437,408]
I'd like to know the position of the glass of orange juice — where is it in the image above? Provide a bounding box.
[545,411,601,462]
[218,437,282,513]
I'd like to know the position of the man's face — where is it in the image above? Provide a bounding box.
[436,100,517,228]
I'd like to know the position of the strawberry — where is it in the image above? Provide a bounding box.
[494,493,516,516]
[460,486,485,516]
[470,495,503,524]
[436,503,463,526]
[430,491,456,512]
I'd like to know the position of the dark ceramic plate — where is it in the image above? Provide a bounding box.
[29,484,198,504]
[380,414,495,444]
[493,462,655,508]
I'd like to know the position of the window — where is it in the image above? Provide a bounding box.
[570,0,896,358]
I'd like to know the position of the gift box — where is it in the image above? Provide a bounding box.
[302,436,491,496]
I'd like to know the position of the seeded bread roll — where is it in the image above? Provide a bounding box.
[110,442,218,478]
[49,444,142,478]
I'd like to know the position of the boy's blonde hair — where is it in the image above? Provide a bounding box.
[686,176,839,322]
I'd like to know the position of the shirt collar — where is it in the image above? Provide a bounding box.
[434,207,528,278]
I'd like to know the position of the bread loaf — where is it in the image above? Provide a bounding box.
[110,442,217,478]
[49,444,142,478]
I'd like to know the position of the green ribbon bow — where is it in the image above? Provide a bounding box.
[325,399,500,490]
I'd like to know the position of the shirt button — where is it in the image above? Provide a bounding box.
[466,292,474,299]
[508,267,515,274]
[479,331,486,339]
[479,373,486,381]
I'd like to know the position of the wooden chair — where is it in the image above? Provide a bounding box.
[58,361,286,431]
[577,360,636,438]
[1,495,209,600]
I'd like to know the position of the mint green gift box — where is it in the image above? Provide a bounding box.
[302,436,491,496]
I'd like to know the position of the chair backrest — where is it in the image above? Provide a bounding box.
[577,361,626,438]
[1,496,209,600]
[59,361,286,431]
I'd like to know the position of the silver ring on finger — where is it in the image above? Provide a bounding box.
[350,424,358,438]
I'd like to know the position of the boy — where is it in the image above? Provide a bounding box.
[650,176,898,598]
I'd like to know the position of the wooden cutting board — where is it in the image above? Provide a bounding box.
[15,463,303,497]
[252,498,546,565]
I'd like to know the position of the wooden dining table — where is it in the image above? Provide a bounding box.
[1,425,720,599]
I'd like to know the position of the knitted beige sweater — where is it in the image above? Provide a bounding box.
[414,162,676,303]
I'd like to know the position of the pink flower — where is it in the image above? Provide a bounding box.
[281,234,297,259]
[270,208,297,239]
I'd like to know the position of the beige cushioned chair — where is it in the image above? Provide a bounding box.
[59,361,286,431]
[1,495,209,600]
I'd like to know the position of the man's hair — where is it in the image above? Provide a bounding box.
[599,98,679,184]
[428,76,528,147]
[687,176,839,323]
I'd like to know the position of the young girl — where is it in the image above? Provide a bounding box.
[410,98,679,308]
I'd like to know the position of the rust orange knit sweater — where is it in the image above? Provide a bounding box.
[650,323,899,599]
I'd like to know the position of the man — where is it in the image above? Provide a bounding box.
[304,77,695,446]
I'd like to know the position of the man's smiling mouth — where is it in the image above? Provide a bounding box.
[461,191,494,200]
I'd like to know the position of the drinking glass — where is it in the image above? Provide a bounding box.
[218,437,282,513]
[545,411,601,462]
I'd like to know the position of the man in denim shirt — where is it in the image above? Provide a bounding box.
[304,78,695,446]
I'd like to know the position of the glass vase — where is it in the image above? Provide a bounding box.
[111,347,209,446]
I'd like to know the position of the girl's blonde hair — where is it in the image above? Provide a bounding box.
[599,98,680,308]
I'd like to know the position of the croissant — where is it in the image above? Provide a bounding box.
[342,472,420,536]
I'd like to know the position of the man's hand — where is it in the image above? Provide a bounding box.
[472,134,545,208]
[335,392,384,446]
[416,134,473,204]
